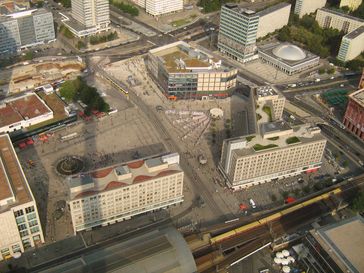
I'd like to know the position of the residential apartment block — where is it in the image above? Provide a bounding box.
[131,0,183,16]
[340,0,363,11]
[337,25,364,62]
[218,4,259,63]
[316,8,364,34]
[0,134,44,260]
[68,153,184,233]
[62,0,110,37]
[255,86,285,121]
[147,41,237,99]
[294,0,327,18]
[0,9,55,54]
[343,88,364,141]
[256,2,291,39]
[220,123,326,190]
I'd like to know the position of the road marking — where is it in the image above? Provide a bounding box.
[147,40,156,46]
[80,233,88,248]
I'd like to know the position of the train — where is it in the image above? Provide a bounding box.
[210,188,342,245]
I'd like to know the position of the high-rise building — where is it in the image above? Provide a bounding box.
[0,9,55,54]
[68,153,184,233]
[256,2,291,39]
[343,88,364,141]
[294,0,327,18]
[147,41,237,99]
[316,8,364,34]
[220,123,326,190]
[0,134,44,260]
[337,25,364,62]
[62,0,110,37]
[218,4,259,63]
[340,0,363,11]
[255,86,285,121]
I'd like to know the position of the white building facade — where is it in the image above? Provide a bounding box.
[340,0,363,11]
[337,25,364,62]
[68,153,184,233]
[0,134,44,260]
[294,0,327,18]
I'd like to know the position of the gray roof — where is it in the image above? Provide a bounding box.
[36,227,197,273]
[319,8,364,23]
[345,25,364,39]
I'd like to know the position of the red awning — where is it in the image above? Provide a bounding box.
[285,197,296,204]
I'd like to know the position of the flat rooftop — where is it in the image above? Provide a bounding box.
[223,3,257,16]
[350,88,364,107]
[150,41,233,73]
[0,92,52,129]
[0,134,33,211]
[345,25,364,39]
[256,86,281,99]
[69,153,182,200]
[313,216,364,273]
[231,123,325,157]
[319,8,364,23]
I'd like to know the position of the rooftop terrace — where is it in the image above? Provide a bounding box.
[69,153,182,200]
[350,88,364,107]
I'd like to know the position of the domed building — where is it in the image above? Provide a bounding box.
[258,42,320,75]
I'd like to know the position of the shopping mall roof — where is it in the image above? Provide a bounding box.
[36,227,197,273]
[0,134,33,211]
[0,92,53,129]
[312,216,364,273]
[350,88,364,107]
[69,153,182,200]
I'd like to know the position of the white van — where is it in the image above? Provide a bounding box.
[249,198,256,209]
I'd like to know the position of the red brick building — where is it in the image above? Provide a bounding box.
[343,88,364,141]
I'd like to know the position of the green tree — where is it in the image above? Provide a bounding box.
[25,51,34,60]
[318,68,326,74]
[351,192,364,212]
[60,80,79,102]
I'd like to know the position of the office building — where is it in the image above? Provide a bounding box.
[130,0,183,16]
[255,86,285,121]
[316,8,364,34]
[294,0,327,18]
[62,0,110,37]
[147,41,237,99]
[256,2,291,39]
[343,88,364,141]
[340,0,363,11]
[68,153,184,233]
[295,216,364,273]
[0,9,55,54]
[337,25,364,62]
[258,42,320,75]
[0,134,44,260]
[0,92,53,134]
[218,3,259,63]
[220,123,326,190]
[359,69,364,89]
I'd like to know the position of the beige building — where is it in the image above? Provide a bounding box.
[337,25,364,62]
[294,0,327,18]
[0,134,44,260]
[147,41,237,99]
[220,123,326,190]
[68,153,184,233]
[316,8,364,33]
[131,0,183,16]
[255,86,285,121]
[340,0,362,11]
[256,2,291,39]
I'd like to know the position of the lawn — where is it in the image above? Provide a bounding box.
[246,135,256,142]
[286,136,300,145]
[171,18,191,27]
[268,136,279,141]
[253,143,278,151]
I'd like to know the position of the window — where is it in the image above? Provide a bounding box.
[27,213,37,221]
[18,224,27,231]
[14,210,24,217]
[25,206,35,214]
[12,244,21,253]
[20,230,29,237]
[22,238,31,249]
[30,226,40,234]
[16,216,26,224]
[29,219,38,227]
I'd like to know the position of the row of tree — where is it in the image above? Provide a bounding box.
[197,0,238,13]
[89,31,118,45]
[60,78,110,114]
[110,0,139,16]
